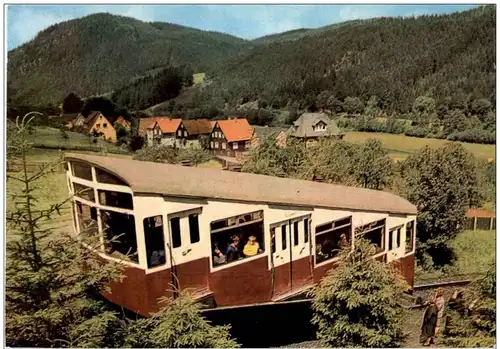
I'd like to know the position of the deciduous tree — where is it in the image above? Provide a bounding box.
[399,143,483,267]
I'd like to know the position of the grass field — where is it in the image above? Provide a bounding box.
[415,229,495,283]
[23,127,126,153]
[344,132,495,162]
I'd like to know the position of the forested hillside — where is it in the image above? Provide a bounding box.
[199,6,495,114]
[7,13,252,105]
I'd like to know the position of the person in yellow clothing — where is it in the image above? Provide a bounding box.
[243,235,261,257]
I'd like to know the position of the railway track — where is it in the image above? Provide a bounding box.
[405,273,484,310]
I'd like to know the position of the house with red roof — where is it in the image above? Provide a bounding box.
[150,118,182,147]
[209,118,255,157]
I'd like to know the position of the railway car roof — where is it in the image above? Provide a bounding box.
[64,153,417,215]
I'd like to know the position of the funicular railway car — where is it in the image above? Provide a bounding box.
[64,153,417,316]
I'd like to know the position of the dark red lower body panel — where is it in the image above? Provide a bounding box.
[102,253,414,316]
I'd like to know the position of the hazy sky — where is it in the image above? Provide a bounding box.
[7,4,478,50]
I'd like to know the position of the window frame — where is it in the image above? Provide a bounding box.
[355,218,386,256]
[314,216,353,267]
[209,210,265,271]
[167,207,204,250]
[405,220,415,254]
[233,142,238,150]
[143,215,167,269]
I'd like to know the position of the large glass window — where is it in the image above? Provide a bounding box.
[73,182,95,202]
[98,190,133,210]
[76,201,98,238]
[95,168,129,186]
[315,216,352,265]
[144,216,166,268]
[101,210,138,263]
[356,219,386,254]
[210,210,264,268]
[71,161,92,181]
[405,221,414,254]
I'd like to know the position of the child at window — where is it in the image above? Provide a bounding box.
[243,235,261,257]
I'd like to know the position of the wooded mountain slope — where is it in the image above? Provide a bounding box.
[7,13,252,105]
[201,6,495,113]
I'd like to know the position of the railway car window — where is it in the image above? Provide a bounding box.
[271,227,276,253]
[144,216,166,268]
[210,210,265,268]
[281,225,287,250]
[389,229,393,250]
[73,182,95,202]
[189,214,200,244]
[170,217,182,248]
[304,219,309,243]
[405,221,414,254]
[356,219,386,254]
[76,202,98,239]
[388,226,402,250]
[293,221,299,246]
[98,190,133,210]
[101,210,138,263]
[315,216,352,264]
[95,168,129,186]
[71,161,93,181]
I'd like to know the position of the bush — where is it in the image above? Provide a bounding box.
[404,126,430,138]
[310,239,408,348]
[133,145,178,163]
[447,128,496,144]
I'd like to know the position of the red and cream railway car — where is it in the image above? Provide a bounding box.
[64,153,417,316]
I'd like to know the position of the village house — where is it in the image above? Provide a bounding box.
[150,118,182,147]
[175,119,215,148]
[281,112,344,147]
[72,111,117,142]
[85,111,117,142]
[114,116,131,131]
[210,118,254,158]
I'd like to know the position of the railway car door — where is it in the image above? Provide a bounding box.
[270,221,292,298]
[270,214,313,299]
[167,208,209,297]
[289,215,313,290]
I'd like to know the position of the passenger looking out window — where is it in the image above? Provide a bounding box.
[314,216,352,265]
[225,235,241,262]
[213,245,227,265]
[210,210,265,268]
[243,235,262,257]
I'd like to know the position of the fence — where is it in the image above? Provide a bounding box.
[466,208,496,231]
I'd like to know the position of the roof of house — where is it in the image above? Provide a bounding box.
[467,208,495,218]
[182,119,215,135]
[155,118,182,134]
[64,153,417,215]
[83,111,102,125]
[288,113,343,138]
[138,118,157,136]
[54,113,79,122]
[217,119,254,142]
